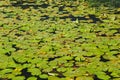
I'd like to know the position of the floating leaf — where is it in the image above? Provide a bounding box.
[39,74,48,79]
[28,68,41,76]
[12,76,25,80]
[27,77,37,80]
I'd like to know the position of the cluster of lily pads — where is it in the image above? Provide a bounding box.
[0,0,120,80]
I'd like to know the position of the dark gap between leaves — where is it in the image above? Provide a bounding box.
[104,70,112,78]
[93,75,102,80]
[83,55,96,58]
[110,49,119,51]
[113,53,120,57]
[50,68,65,78]
[100,55,110,62]
[12,58,27,65]
[40,15,49,20]
[48,56,61,62]
[15,33,23,37]
[10,3,49,9]
[12,44,22,51]
[5,52,11,56]
[57,72,66,78]
[21,68,31,79]
[39,14,103,23]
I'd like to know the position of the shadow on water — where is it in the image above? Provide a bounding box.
[40,14,103,23]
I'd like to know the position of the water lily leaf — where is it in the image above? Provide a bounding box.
[48,76,60,80]
[42,67,53,73]
[57,67,67,72]
[111,72,120,77]
[0,69,13,74]
[19,26,30,31]
[95,72,110,80]
[39,74,48,79]
[12,76,25,80]
[76,76,93,80]
[0,48,8,54]
[28,68,41,76]
[27,77,37,80]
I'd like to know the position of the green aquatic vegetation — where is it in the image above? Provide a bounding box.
[27,77,37,80]
[12,76,25,80]
[28,68,41,76]
[0,0,120,80]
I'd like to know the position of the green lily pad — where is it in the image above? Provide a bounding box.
[27,77,37,80]
[28,68,41,76]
